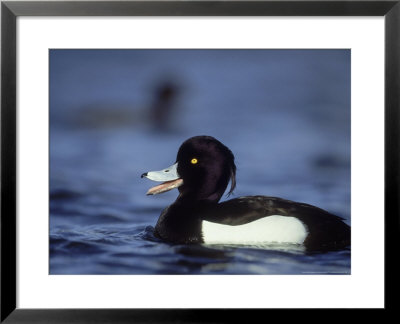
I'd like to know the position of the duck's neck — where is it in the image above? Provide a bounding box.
[177,186,225,204]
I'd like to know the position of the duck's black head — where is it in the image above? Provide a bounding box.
[142,135,236,203]
[176,136,236,201]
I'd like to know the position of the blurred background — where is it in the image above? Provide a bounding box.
[49,49,351,274]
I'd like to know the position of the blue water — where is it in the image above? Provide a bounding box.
[49,50,351,274]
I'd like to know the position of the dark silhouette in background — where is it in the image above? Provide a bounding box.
[150,81,180,132]
[64,78,182,133]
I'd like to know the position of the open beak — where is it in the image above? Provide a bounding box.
[141,162,183,195]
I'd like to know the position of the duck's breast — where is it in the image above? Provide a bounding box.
[202,215,308,245]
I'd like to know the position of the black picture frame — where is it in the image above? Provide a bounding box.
[1,0,398,322]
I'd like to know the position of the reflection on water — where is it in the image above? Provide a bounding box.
[50,49,350,274]
[50,224,350,274]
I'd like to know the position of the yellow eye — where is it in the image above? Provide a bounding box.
[191,158,198,164]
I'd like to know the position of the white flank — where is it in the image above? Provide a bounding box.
[202,215,308,245]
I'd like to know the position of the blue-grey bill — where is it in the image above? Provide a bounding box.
[144,163,179,181]
[143,163,183,195]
